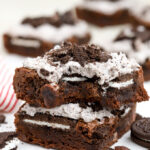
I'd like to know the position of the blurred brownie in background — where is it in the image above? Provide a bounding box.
[76,0,150,27]
[76,0,132,27]
[3,11,91,57]
[102,26,150,81]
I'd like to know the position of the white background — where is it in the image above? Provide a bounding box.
[0,0,150,149]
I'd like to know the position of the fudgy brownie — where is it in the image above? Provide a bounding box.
[3,11,90,57]
[76,0,150,27]
[15,102,136,150]
[76,0,132,27]
[13,42,148,109]
[102,26,150,81]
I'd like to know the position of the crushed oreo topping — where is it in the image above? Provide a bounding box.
[24,42,139,86]
[47,42,112,66]
[22,11,76,28]
[40,69,50,77]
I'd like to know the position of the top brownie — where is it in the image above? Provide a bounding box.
[13,42,148,109]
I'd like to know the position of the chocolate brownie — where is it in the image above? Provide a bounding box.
[0,132,18,150]
[15,102,136,150]
[102,25,150,81]
[13,42,148,109]
[3,11,91,57]
[76,0,150,27]
[131,118,150,148]
[76,0,132,27]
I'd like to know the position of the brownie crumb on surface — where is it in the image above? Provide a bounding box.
[135,113,143,121]
[115,146,130,150]
[11,147,17,150]
[0,115,5,124]
[0,132,17,149]
[109,146,130,150]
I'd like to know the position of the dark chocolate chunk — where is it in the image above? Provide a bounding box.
[0,132,17,149]
[131,118,150,148]
[0,115,5,123]
[41,84,61,108]
[40,69,50,77]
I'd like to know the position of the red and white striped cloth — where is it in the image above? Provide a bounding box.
[0,57,23,113]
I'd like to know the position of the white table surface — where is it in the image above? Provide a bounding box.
[0,0,150,149]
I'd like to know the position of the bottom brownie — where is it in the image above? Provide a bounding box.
[15,103,136,150]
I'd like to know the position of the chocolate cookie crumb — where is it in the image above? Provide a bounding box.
[0,115,5,123]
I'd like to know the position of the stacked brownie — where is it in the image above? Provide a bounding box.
[3,11,90,57]
[102,25,150,81]
[13,42,148,150]
[76,0,150,27]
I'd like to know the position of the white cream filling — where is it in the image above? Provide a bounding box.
[2,138,20,150]
[11,38,41,48]
[23,119,70,130]
[21,103,114,123]
[23,51,139,87]
[62,77,87,82]
[80,0,135,14]
[7,22,89,43]
[121,107,131,117]
[109,79,133,89]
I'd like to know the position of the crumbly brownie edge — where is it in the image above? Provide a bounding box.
[117,103,136,138]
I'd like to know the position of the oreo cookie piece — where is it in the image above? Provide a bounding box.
[0,132,18,149]
[0,115,5,124]
[131,118,150,148]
